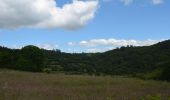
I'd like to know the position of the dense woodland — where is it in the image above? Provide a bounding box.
[0,40,170,81]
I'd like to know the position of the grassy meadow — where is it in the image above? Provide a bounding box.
[0,70,170,100]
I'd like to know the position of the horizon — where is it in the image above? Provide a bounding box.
[0,0,169,53]
[1,39,169,54]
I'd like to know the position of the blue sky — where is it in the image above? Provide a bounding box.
[0,0,169,52]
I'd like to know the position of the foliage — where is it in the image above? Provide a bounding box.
[1,40,170,81]
[157,61,170,81]
[146,95,161,100]
[0,45,45,72]
[43,68,52,74]
[20,45,45,71]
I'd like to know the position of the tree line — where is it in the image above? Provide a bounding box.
[0,45,45,72]
[0,40,170,81]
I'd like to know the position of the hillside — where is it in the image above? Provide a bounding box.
[44,39,170,80]
[1,40,170,81]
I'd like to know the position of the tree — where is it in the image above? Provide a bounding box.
[158,61,170,81]
[18,45,46,72]
[0,51,12,68]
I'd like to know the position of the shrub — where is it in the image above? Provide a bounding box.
[146,95,161,100]
[43,68,52,74]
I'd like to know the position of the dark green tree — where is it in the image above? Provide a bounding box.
[18,45,46,72]
[0,51,12,68]
[158,61,170,81]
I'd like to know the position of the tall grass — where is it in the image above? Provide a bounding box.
[0,70,170,100]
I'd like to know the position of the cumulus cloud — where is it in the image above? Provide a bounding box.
[69,38,163,47]
[120,0,133,6]
[0,0,98,30]
[152,0,164,5]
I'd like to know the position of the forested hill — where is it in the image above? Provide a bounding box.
[0,40,170,81]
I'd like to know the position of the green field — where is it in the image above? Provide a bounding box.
[0,70,170,100]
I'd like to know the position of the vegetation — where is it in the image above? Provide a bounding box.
[44,39,170,81]
[0,70,170,100]
[0,45,45,72]
[1,40,170,81]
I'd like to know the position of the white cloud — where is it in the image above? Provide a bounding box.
[69,38,163,47]
[119,0,164,6]
[68,38,164,53]
[11,43,59,50]
[0,0,98,30]
[120,0,133,6]
[37,44,59,50]
[87,48,102,53]
[152,0,163,5]
[68,42,76,46]
[87,47,114,53]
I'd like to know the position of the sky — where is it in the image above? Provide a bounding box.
[0,0,169,53]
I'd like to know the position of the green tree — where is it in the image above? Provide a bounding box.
[19,45,46,72]
[158,61,170,81]
[0,51,12,68]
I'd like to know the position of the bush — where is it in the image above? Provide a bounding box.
[43,68,52,74]
[146,95,161,100]
[142,69,162,80]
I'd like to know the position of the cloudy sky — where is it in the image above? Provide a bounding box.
[0,0,169,52]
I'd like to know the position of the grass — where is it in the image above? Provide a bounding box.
[0,70,170,100]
